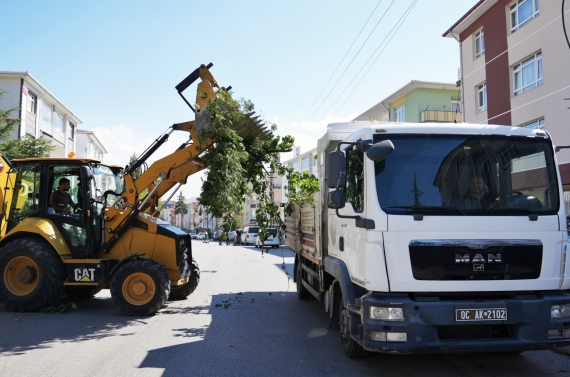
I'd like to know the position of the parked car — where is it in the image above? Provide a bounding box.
[255,227,280,248]
[241,226,260,245]
[197,232,207,240]
[228,231,236,241]
[213,231,221,241]
[189,233,198,239]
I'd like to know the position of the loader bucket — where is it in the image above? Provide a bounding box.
[195,107,273,142]
[177,63,273,142]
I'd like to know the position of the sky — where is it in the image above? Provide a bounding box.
[1,0,475,200]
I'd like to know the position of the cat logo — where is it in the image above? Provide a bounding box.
[74,268,96,282]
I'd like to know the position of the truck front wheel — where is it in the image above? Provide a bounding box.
[339,296,369,358]
[169,258,200,301]
[0,238,66,312]
[110,259,170,316]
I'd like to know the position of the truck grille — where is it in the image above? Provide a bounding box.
[438,325,514,340]
[409,239,542,281]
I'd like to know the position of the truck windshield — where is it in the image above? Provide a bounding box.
[373,134,559,216]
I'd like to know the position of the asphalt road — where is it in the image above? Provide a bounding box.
[1,242,570,377]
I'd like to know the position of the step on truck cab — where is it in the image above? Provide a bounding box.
[287,121,570,357]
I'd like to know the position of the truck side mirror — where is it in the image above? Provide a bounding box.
[327,150,347,188]
[366,140,395,162]
[327,189,346,209]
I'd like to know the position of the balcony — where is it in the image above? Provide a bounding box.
[420,110,462,123]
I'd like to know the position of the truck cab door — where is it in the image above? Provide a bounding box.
[336,149,368,279]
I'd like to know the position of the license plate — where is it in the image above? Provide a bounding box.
[455,308,507,322]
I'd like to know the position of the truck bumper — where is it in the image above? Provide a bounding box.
[357,291,570,354]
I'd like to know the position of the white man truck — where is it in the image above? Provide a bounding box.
[286,121,570,357]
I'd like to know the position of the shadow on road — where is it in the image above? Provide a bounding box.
[0,294,210,356]
[138,291,569,377]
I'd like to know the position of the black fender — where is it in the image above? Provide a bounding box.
[324,256,366,307]
[109,253,145,278]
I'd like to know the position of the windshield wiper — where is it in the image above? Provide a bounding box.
[385,205,466,216]
[488,207,538,220]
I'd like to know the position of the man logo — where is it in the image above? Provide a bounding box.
[455,253,502,263]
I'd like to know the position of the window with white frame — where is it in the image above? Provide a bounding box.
[478,83,487,112]
[27,92,37,115]
[475,29,485,58]
[292,161,299,172]
[513,52,543,96]
[41,100,52,124]
[451,96,461,113]
[53,113,64,134]
[510,0,540,32]
[394,104,405,122]
[522,118,545,129]
[301,156,310,172]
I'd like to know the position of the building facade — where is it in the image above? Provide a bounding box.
[75,130,107,161]
[444,0,570,205]
[0,71,81,157]
[354,80,462,123]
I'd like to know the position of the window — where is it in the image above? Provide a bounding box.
[513,52,543,96]
[522,118,545,129]
[292,161,299,172]
[451,96,462,113]
[510,0,540,32]
[478,83,487,112]
[345,149,364,213]
[394,104,405,122]
[67,122,74,140]
[27,92,37,115]
[53,113,64,133]
[41,100,52,124]
[475,30,485,58]
[301,156,310,172]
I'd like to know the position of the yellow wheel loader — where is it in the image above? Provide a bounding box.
[0,63,271,315]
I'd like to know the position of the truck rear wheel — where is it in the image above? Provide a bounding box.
[110,259,170,316]
[169,258,200,300]
[0,238,66,312]
[339,295,369,358]
[296,259,310,300]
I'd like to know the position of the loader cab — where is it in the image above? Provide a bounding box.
[4,158,123,259]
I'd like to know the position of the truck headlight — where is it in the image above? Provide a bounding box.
[551,304,570,318]
[370,306,405,321]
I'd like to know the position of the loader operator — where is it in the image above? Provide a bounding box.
[50,178,78,214]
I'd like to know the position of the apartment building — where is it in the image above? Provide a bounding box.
[443,0,570,206]
[354,80,462,123]
[0,71,81,157]
[75,130,107,161]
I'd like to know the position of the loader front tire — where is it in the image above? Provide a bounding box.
[110,259,170,316]
[0,238,66,312]
[169,258,200,301]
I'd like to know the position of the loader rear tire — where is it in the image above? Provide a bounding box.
[169,258,200,301]
[0,238,66,312]
[110,259,170,316]
[64,286,102,298]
